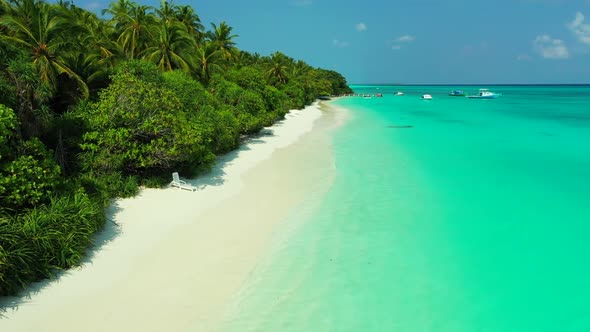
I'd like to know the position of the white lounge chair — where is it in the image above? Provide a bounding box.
[170,172,196,191]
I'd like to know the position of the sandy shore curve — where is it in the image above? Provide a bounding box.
[0,101,345,332]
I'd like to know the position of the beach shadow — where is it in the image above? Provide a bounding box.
[183,128,276,190]
[239,128,275,143]
[190,163,228,189]
[0,203,123,317]
[537,131,556,137]
[387,125,414,129]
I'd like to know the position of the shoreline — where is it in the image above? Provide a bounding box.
[0,100,347,331]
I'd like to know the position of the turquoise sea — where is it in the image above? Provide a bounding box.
[223,86,590,331]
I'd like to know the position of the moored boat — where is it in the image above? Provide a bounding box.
[449,90,466,97]
[468,89,501,99]
[394,91,404,96]
[422,94,433,100]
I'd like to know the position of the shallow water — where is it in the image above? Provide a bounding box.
[222,86,590,331]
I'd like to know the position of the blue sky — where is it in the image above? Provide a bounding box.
[78,0,590,84]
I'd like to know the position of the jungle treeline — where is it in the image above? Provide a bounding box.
[0,0,352,296]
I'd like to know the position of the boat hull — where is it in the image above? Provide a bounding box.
[468,89,501,99]
[467,95,499,99]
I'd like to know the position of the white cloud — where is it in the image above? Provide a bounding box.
[355,23,367,32]
[85,1,101,10]
[388,35,415,50]
[333,39,350,48]
[533,35,569,59]
[568,12,590,44]
[517,54,532,61]
[395,35,415,43]
[294,0,313,6]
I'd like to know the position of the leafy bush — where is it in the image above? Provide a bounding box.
[0,138,62,210]
[77,172,139,204]
[162,70,217,115]
[0,75,16,110]
[80,68,215,176]
[0,104,18,161]
[210,76,243,106]
[113,60,164,85]
[227,67,267,93]
[196,106,240,154]
[0,191,104,296]
[263,85,289,117]
[281,81,306,109]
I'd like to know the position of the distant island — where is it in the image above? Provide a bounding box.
[0,0,352,296]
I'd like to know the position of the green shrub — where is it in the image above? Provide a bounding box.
[281,82,305,109]
[77,172,139,204]
[0,74,17,109]
[263,85,289,116]
[162,70,218,115]
[113,60,164,85]
[0,138,62,210]
[0,104,18,162]
[196,106,240,154]
[0,191,105,296]
[142,176,170,188]
[80,70,215,176]
[210,77,243,106]
[227,67,267,93]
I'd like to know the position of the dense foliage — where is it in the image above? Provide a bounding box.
[0,0,352,296]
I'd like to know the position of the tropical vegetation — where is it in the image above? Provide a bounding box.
[0,0,352,296]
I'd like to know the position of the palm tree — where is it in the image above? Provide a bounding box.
[0,0,11,16]
[205,22,238,61]
[174,5,204,43]
[0,0,12,63]
[0,0,88,97]
[142,20,194,71]
[106,1,156,59]
[193,42,222,84]
[264,52,290,86]
[102,0,131,18]
[290,60,312,79]
[55,0,74,10]
[4,58,53,138]
[234,51,262,68]
[155,0,174,23]
[68,9,123,88]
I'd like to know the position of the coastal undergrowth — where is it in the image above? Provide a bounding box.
[0,192,104,296]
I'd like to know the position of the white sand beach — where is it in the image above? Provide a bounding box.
[0,101,345,332]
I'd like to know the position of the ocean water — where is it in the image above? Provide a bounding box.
[222,86,590,331]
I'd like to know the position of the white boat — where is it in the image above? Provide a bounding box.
[394,91,404,96]
[468,89,501,99]
[421,94,432,100]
